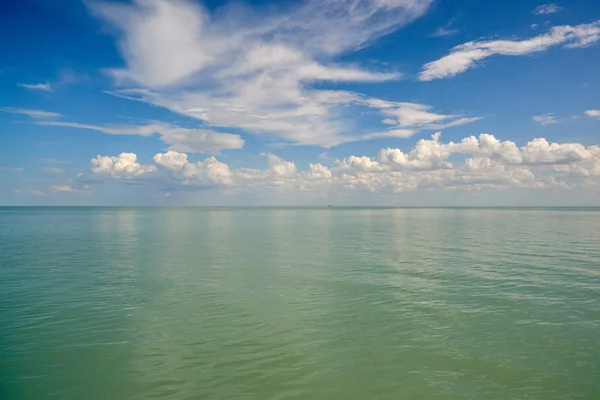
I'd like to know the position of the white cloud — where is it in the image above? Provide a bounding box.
[90,0,434,146]
[0,107,62,119]
[552,146,600,177]
[91,149,234,190]
[36,121,244,153]
[430,17,459,37]
[520,138,590,165]
[377,132,454,170]
[533,113,557,125]
[87,133,600,198]
[337,155,385,173]
[35,121,171,136]
[90,0,430,87]
[356,129,419,141]
[308,163,332,179]
[91,0,210,88]
[41,167,65,173]
[1,167,24,172]
[17,82,52,91]
[420,21,600,81]
[13,189,47,196]
[52,184,90,193]
[431,27,459,38]
[106,88,358,146]
[93,94,478,147]
[427,133,591,166]
[364,100,480,135]
[159,128,245,154]
[153,151,232,185]
[533,4,562,15]
[43,159,69,164]
[585,109,600,118]
[262,153,297,178]
[91,153,157,178]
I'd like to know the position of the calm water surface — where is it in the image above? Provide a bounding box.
[1,207,599,399]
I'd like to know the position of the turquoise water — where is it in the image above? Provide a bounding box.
[1,207,599,399]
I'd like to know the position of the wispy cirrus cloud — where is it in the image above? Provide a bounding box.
[41,167,65,174]
[52,183,90,193]
[420,21,600,81]
[0,107,62,119]
[533,4,562,15]
[36,120,245,154]
[88,0,433,147]
[365,100,481,134]
[533,113,557,125]
[90,0,429,87]
[43,158,70,165]
[1,167,25,172]
[13,189,46,196]
[430,17,459,37]
[17,82,52,92]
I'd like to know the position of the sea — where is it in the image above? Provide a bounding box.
[1,207,599,399]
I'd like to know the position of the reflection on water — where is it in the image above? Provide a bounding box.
[1,207,600,399]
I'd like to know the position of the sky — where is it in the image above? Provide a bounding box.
[1,0,599,206]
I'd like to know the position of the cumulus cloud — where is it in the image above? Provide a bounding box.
[552,146,600,177]
[0,107,62,119]
[153,151,232,186]
[91,153,157,178]
[533,4,562,15]
[36,121,244,153]
[87,133,600,197]
[262,153,298,178]
[533,114,557,125]
[377,132,454,170]
[520,138,591,165]
[17,82,52,91]
[90,0,434,146]
[585,109,600,118]
[420,21,600,81]
[89,150,234,189]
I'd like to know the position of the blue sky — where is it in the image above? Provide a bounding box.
[1,0,599,205]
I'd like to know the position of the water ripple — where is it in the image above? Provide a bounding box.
[1,207,599,399]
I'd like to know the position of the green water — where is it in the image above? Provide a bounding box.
[1,207,599,399]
